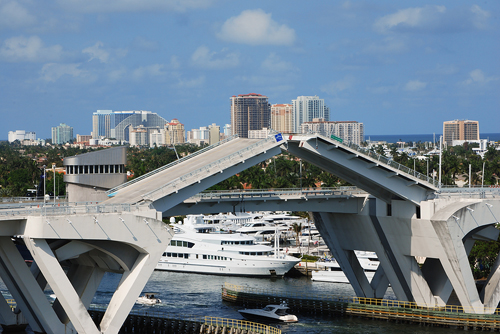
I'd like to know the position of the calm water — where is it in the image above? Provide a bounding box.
[97,271,456,334]
[366,132,500,144]
[2,271,457,333]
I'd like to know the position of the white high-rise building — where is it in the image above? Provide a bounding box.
[8,130,36,143]
[292,96,329,133]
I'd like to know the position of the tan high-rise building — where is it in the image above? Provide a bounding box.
[230,93,270,138]
[443,120,479,146]
[271,104,293,133]
[165,119,185,145]
[208,123,220,145]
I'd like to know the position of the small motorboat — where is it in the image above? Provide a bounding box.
[136,292,161,305]
[238,303,298,323]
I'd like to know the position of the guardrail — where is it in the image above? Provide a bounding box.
[141,134,284,201]
[0,202,140,218]
[106,134,240,196]
[190,187,366,200]
[319,135,439,188]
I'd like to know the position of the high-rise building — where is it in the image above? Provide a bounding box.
[128,125,148,147]
[271,104,293,133]
[300,118,364,145]
[443,120,479,146]
[230,93,270,138]
[208,123,220,145]
[51,123,73,144]
[165,119,185,145]
[92,110,168,142]
[292,96,330,133]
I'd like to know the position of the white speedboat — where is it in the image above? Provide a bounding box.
[136,292,161,305]
[311,251,379,283]
[156,215,300,277]
[238,303,298,323]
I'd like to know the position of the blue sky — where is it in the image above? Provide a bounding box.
[1,0,498,139]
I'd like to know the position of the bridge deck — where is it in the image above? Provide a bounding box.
[104,138,261,205]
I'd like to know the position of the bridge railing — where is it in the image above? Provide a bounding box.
[141,134,284,201]
[106,134,240,196]
[0,202,140,217]
[190,187,366,200]
[324,135,439,188]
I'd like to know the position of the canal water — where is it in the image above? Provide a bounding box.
[2,271,456,333]
[97,271,455,334]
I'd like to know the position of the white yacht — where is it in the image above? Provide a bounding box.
[311,251,380,283]
[156,215,300,277]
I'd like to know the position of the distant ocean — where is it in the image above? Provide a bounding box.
[366,133,500,144]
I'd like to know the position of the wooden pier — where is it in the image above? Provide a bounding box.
[88,309,281,334]
[222,283,500,331]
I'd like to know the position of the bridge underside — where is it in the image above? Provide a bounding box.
[0,209,172,334]
[311,198,500,314]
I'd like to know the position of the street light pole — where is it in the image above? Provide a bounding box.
[43,165,46,205]
[52,164,56,204]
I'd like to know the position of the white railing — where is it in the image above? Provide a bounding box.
[189,187,366,200]
[106,134,239,196]
[141,134,284,201]
[0,202,140,218]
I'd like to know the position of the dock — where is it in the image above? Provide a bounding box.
[222,283,500,331]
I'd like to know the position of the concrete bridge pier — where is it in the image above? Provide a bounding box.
[312,197,500,314]
[0,208,172,334]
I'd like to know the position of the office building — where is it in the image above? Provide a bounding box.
[271,104,293,133]
[8,130,36,143]
[52,123,73,144]
[292,96,330,133]
[230,93,270,138]
[300,118,364,145]
[443,120,479,146]
[92,110,168,142]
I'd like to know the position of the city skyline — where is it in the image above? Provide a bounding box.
[1,1,498,139]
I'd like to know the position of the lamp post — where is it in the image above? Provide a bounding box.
[52,164,56,204]
[43,165,46,205]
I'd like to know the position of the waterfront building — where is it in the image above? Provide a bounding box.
[165,119,185,145]
[271,104,293,133]
[92,110,168,142]
[8,130,36,143]
[76,135,92,145]
[443,120,479,146]
[248,127,271,139]
[51,123,73,144]
[301,118,364,145]
[292,95,329,133]
[230,93,270,138]
[129,125,148,147]
[223,124,232,137]
[209,123,220,145]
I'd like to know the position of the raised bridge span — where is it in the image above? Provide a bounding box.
[0,133,499,333]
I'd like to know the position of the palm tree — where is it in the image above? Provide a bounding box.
[292,222,302,254]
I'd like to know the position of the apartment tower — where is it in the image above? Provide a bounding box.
[230,93,270,138]
[292,95,330,133]
[271,103,293,133]
[443,120,479,146]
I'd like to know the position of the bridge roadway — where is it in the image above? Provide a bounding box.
[1,133,500,334]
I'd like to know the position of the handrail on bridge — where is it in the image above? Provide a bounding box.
[141,134,285,201]
[106,134,240,196]
[190,186,366,199]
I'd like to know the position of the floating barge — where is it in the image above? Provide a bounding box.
[222,283,500,331]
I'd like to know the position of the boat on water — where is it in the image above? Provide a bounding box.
[155,215,300,277]
[238,303,298,323]
[136,292,161,305]
[311,251,380,283]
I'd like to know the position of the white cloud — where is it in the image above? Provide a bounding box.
[0,35,62,62]
[261,53,293,72]
[321,75,355,95]
[217,9,295,46]
[461,69,498,85]
[374,5,446,34]
[40,63,85,82]
[191,46,239,69]
[0,1,36,28]
[57,0,214,13]
[374,5,492,34]
[82,42,109,63]
[404,80,427,91]
[133,64,167,79]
